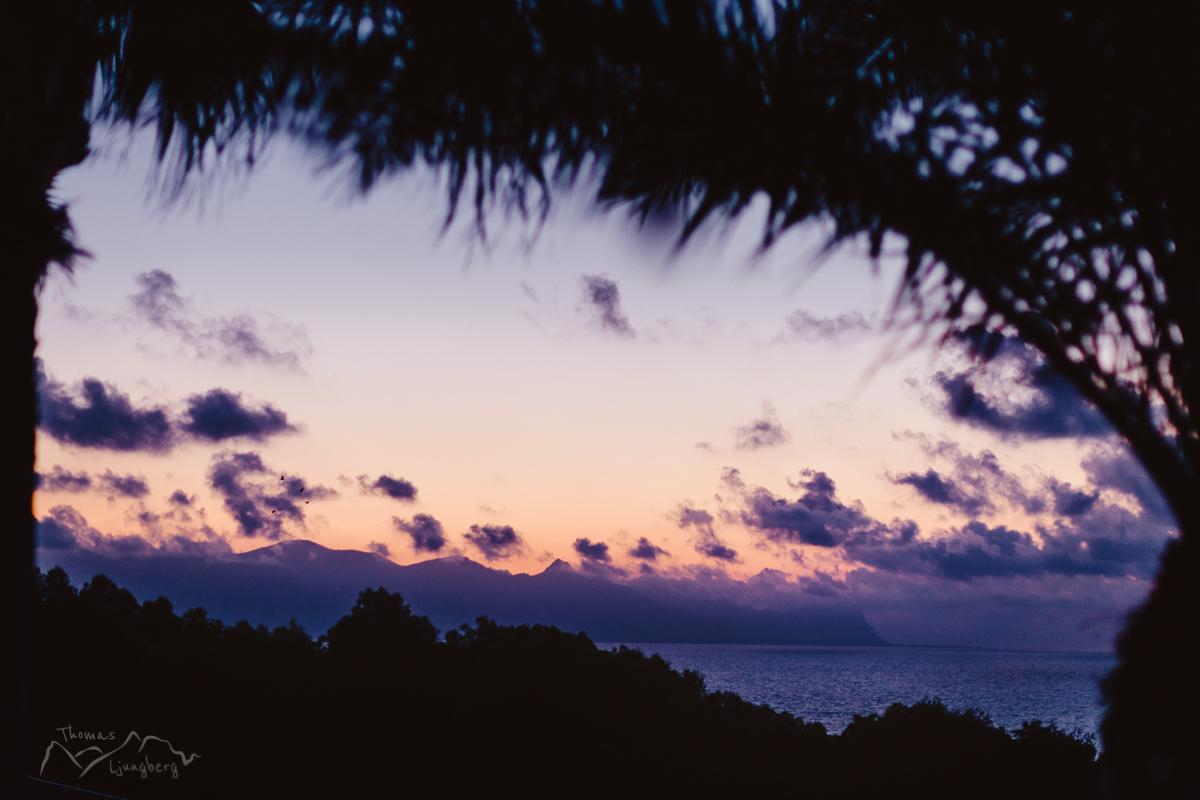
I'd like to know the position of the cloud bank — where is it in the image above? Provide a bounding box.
[724,447,1173,582]
[37,504,231,559]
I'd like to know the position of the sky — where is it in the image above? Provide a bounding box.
[32,131,1176,651]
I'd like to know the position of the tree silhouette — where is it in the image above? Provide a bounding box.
[2,2,279,788]
[5,2,1195,795]
[28,567,1100,799]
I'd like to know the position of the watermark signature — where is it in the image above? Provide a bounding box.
[40,725,200,781]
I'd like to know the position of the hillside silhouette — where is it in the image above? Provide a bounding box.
[38,539,884,645]
[28,566,1098,799]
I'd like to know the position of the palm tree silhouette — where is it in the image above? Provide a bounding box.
[1,2,278,789]
[5,2,1195,795]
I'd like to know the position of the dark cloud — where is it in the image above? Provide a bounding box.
[35,466,149,498]
[208,452,335,539]
[209,452,281,538]
[97,470,150,499]
[169,490,193,506]
[891,435,1047,516]
[629,537,668,561]
[463,524,526,560]
[727,467,878,548]
[698,537,742,562]
[359,474,418,501]
[36,466,92,493]
[181,389,296,442]
[1081,443,1174,524]
[394,514,446,553]
[726,462,1173,582]
[734,402,790,450]
[37,359,174,453]
[582,275,635,337]
[892,435,1170,531]
[367,541,391,558]
[1048,480,1099,518]
[573,538,611,562]
[130,270,311,369]
[37,360,300,453]
[677,506,740,562]
[930,332,1111,440]
[893,469,990,517]
[778,310,872,342]
[848,518,1167,582]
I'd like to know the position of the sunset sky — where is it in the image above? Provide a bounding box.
[32,132,1175,650]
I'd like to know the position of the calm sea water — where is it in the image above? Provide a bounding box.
[597,643,1117,738]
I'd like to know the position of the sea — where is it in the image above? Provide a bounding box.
[595,643,1117,740]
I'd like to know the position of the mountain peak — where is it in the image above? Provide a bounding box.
[241,538,330,561]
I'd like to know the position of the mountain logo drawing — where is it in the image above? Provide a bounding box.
[41,725,200,780]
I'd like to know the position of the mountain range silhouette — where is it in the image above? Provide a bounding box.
[38,540,886,645]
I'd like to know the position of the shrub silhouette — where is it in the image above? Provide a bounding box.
[29,568,1097,799]
[323,585,438,659]
[835,700,1098,800]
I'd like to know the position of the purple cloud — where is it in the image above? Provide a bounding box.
[573,538,611,562]
[394,514,446,553]
[464,524,526,560]
[359,474,418,501]
[582,275,635,337]
[182,389,297,442]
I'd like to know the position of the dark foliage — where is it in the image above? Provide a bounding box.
[837,701,1097,800]
[29,568,1097,799]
